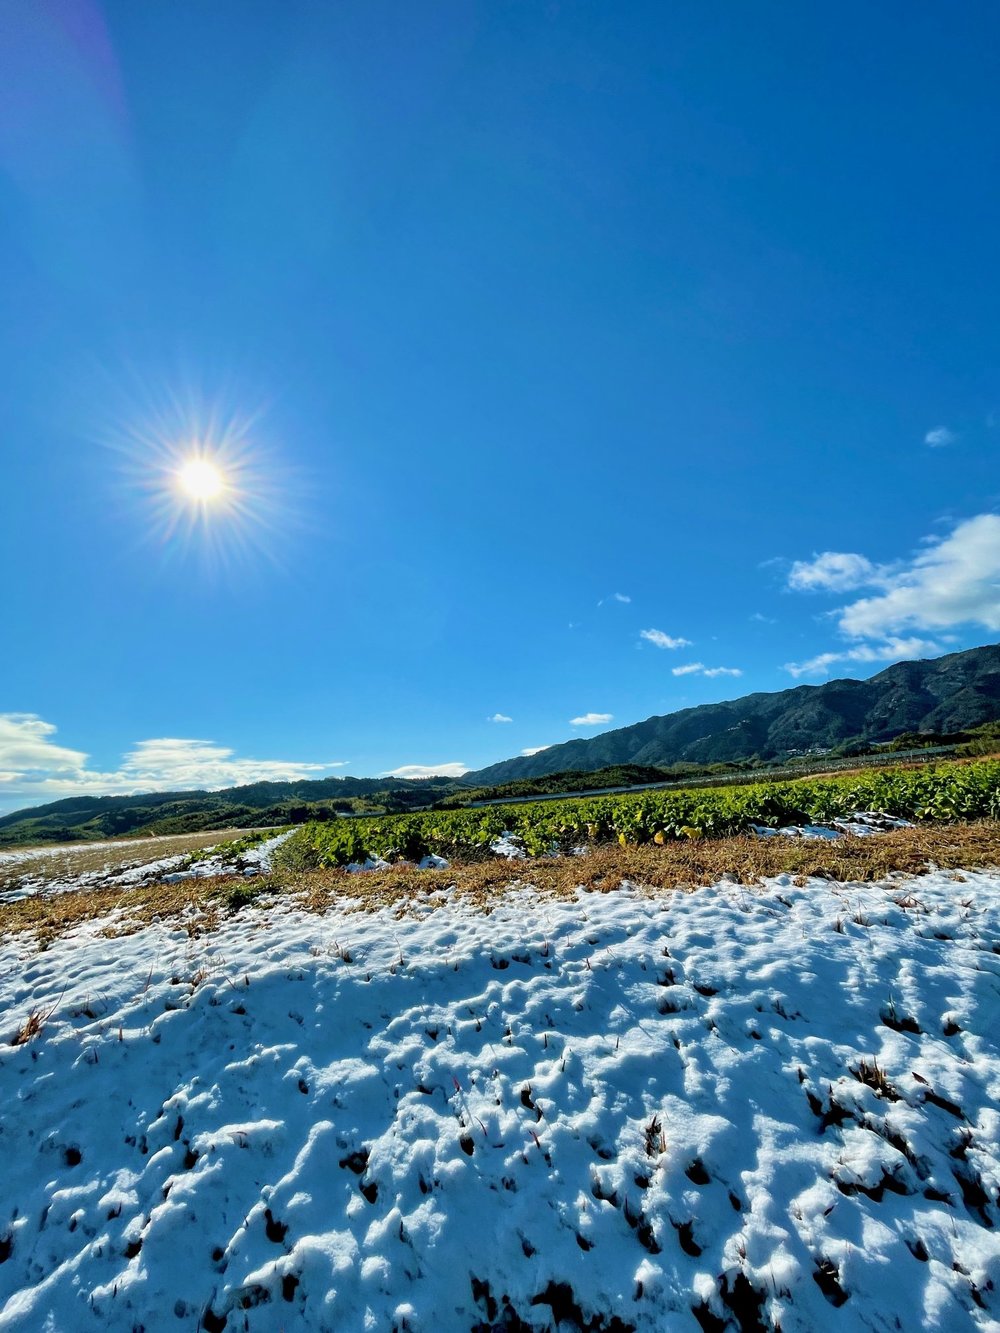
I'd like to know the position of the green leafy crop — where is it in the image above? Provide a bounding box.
[279,760,1000,868]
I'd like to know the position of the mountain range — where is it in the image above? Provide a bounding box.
[464,642,1000,784]
[2,643,998,844]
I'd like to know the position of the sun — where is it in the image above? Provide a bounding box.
[103,379,294,569]
[177,457,226,502]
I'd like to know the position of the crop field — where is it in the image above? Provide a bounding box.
[3,836,1000,1331]
[2,767,1000,1328]
[276,759,1000,869]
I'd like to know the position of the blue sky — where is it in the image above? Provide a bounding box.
[1,1,999,810]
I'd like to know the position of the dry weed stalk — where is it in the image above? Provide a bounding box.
[10,991,62,1046]
[11,1008,46,1046]
[852,1058,898,1101]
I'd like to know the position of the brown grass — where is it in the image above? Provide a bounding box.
[285,821,1000,914]
[11,1006,48,1046]
[1,821,998,950]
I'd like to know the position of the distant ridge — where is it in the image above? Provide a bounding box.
[465,644,1000,785]
[0,774,464,845]
[3,644,999,846]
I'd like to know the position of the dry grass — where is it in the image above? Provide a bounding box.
[286,821,1000,914]
[9,992,64,1044]
[1,821,998,949]
[10,1007,47,1046]
[0,875,233,950]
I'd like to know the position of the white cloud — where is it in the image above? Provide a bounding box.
[750,612,777,624]
[598,593,631,606]
[640,629,692,650]
[787,551,886,593]
[488,713,513,723]
[0,715,346,811]
[671,663,742,679]
[385,763,468,780]
[520,746,550,756]
[924,426,957,448]
[833,515,1000,639]
[784,636,942,679]
[569,713,613,727]
[0,713,89,775]
[782,515,1000,678]
[120,739,344,790]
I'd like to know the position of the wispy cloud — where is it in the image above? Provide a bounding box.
[788,552,888,593]
[784,636,942,679]
[0,716,345,811]
[639,629,692,650]
[782,513,1000,676]
[0,713,89,777]
[488,713,513,723]
[671,663,742,679]
[924,426,957,448]
[598,593,631,606]
[750,612,777,624]
[521,745,550,756]
[570,712,613,727]
[385,762,468,780]
[122,739,344,789]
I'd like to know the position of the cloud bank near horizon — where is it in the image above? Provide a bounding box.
[0,714,344,811]
[385,762,469,780]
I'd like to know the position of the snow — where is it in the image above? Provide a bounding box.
[491,833,528,859]
[159,833,292,885]
[0,839,128,867]
[752,813,913,841]
[1,863,999,1331]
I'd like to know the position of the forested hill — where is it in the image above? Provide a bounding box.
[0,775,465,845]
[466,644,1000,785]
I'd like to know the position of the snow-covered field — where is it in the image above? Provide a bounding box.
[0,832,288,904]
[1,865,999,1331]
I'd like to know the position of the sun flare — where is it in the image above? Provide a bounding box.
[104,379,293,569]
[177,457,226,502]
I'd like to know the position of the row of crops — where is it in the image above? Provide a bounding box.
[273,760,1000,869]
